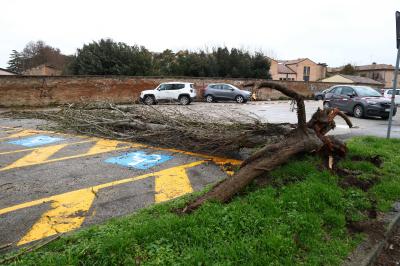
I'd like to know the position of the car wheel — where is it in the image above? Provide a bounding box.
[206,95,214,103]
[323,101,330,109]
[144,95,155,105]
[179,95,190,105]
[235,95,245,103]
[353,105,364,118]
[316,95,323,101]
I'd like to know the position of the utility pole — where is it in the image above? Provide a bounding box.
[387,11,400,139]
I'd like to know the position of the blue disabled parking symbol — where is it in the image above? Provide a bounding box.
[105,151,172,170]
[8,135,64,147]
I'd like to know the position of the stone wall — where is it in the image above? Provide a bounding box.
[0,76,384,107]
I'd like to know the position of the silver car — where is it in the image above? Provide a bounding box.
[204,84,251,103]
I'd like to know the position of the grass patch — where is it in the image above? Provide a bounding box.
[3,136,400,265]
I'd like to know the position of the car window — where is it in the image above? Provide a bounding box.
[214,85,222,90]
[230,85,240,90]
[387,90,400,95]
[190,84,194,88]
[331,87,342,95]
[223,85,233,91]
[340,87,355,96]
[172,84,185,90]
[354,86,381,97]
[159,84,174,91]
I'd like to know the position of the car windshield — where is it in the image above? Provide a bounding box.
[354,87,381,97]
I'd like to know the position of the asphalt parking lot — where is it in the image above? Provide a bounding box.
[0,119,240,249]
[145,100,400,139]
[1,100,398,249]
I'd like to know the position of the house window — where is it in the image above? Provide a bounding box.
[303,66,310,81]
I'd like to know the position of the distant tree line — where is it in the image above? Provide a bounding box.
[7,41,71,74]
[7,39,271,79]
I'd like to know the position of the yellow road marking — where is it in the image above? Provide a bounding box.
[0,139,94,155]
[154,163,194,203]
[1,143,69,171]
[0,129,40,141]
[0,128,242,244]
[0,139,143,172]
[1,127,240,172]
[0,161,204,245]
[17,188,96,245]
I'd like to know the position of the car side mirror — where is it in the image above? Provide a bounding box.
[347,93,355,98]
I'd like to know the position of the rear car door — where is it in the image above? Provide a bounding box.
[171,83,185,100]
[213,85,225,99]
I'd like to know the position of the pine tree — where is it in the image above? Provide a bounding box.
[7,50,23,74]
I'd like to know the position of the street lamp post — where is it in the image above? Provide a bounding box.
[387,11,400,139]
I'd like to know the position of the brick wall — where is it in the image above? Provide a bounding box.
[0,76,384,107]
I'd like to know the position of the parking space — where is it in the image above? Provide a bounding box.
[0,123,240,248]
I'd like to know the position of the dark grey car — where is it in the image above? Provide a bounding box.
[323,85,397,119]
[204,84,251,103]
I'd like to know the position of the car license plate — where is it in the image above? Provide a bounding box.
[385,108,390,112]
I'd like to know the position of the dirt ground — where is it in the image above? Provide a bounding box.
[375,224,400,266]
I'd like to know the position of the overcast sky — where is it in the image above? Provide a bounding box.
[0,0,399,68]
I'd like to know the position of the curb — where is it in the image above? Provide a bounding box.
[344,211,400,266]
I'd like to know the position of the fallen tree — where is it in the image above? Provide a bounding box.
[3,102,293,158]
[181,82,353,213]
[3,83,353,213]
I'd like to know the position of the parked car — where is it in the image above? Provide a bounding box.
[323,85,397,119]
[314,88,332,101]
[139,82,196,105]
[204,83,251,103]
[383,88,400,105]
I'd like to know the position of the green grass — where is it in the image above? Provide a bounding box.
[3,136,400,265]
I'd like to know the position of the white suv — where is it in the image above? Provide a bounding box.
[140,82,197,105]
[383,88,400,105]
